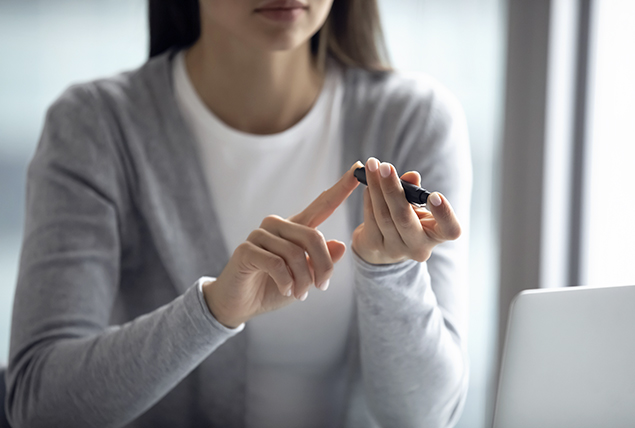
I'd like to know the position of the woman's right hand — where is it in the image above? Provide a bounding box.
[202,162,362,328]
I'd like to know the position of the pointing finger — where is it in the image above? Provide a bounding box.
[289,161,362,228]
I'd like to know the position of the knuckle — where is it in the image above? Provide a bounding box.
[234,242,252,258]
[268,255,287,274]
[307,229,325,247]
[247,228,264,242]
[261,214,282,228]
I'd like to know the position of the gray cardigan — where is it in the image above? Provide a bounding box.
[6,50,472,428]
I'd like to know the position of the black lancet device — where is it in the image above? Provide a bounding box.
[354,167,431,207]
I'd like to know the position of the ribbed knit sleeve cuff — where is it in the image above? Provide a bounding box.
[351,248,433,304]
[351,248,418,278]
[193,276,245,335]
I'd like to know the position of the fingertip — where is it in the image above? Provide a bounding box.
[327,240,346,263]
[450,223,462,240]
[350,160,364,172]
[427,192,450,220]
[283,284,294,297]
[345,162,363,188]
[276,271,293,297]
[299,291,309,301]
[400,171,421,186]
[429,192,443,207]
[427,193,461,240]
[327,238,346,246]
[366,157,380,172]
[317,279,330,291]
[379,162,393,178]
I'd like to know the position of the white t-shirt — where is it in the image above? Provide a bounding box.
[173,51,355,428]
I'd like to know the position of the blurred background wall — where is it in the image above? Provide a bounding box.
[1,0,504,427]
[0,0,149,362]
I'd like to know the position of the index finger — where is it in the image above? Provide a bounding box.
[289,161,362,228]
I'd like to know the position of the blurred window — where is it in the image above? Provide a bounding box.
[582,0,635,286]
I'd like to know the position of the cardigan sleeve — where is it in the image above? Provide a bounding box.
[6,85,241,428]
[353,77,472,428]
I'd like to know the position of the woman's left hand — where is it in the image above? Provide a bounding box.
[352,157,462,265]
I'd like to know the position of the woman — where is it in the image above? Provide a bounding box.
[6,0,472,427]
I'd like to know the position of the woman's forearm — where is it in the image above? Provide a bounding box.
[6,280,240,428]
[354,252,468,428]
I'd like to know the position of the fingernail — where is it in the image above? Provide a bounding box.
[429,192,442,207]
[318,279,330,291]
[299,291,309,301]
[367,157,379,172]
[285,286,293,297]
[350,161,363,171]
[379,162,391,178]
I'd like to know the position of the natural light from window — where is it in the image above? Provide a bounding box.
[584,0,635,287]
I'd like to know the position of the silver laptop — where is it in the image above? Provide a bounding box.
[493,284,635,428]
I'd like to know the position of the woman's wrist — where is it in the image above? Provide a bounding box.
[201,279,245,329]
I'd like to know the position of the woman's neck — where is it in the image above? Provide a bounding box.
[185,29,324,135]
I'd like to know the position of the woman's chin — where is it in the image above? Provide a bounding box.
[249,28,311,52]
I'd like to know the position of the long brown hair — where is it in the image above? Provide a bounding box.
[148,0,391,72]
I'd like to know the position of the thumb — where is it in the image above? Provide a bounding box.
[326,240,346,263]
[400,171,421,187]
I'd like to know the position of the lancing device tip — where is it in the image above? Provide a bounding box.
[354,167,431,206]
